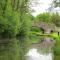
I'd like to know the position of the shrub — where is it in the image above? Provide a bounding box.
[19,13,32,38]
[0,0,21,38]
[0,12,21,38]
[0,16,8,35]
[53,36,60,55]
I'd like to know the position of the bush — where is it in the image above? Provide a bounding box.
[0,12,21,38]
[31,27,43,32]
[35,12,60,27]
[18,13,32,38]
[53,36,60,55]
[0,16,8,35]
[0,0,21,38]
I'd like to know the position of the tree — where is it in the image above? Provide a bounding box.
[0,0,31,60]
[17,0,32,38]
[52,0,60,7]
[36,13,51,23]
[0,0,21,37]
[51,13,60,27]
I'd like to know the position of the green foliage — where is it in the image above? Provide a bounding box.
[36,13,51,22]
[51,13,60,27]
[31,27,43,33]
[54,55,60,60]
[36,12,60,27]
[5,12,20,37]
[0,0,32,60]
[53,36,60,60]
[30,15,35,21]
[0,12,21,38]
[0,0,32,38]
[53,39,60,55]
[19,13,32,38]
[0,16,8,34]
[18,0,32,38]
[0,0,21,37]
[0,0,7,15]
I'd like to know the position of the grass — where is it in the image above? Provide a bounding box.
[31,31,60,38]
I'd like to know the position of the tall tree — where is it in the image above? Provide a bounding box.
[18,0,32,38]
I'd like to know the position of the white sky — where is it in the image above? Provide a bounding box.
[29,0,53,16]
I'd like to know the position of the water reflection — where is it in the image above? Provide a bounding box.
[26,48,53,60]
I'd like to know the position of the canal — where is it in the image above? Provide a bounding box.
[25,37,55,60]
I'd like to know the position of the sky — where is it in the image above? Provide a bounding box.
[29,0,53,16]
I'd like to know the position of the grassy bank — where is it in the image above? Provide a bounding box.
[53,36,60,60]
